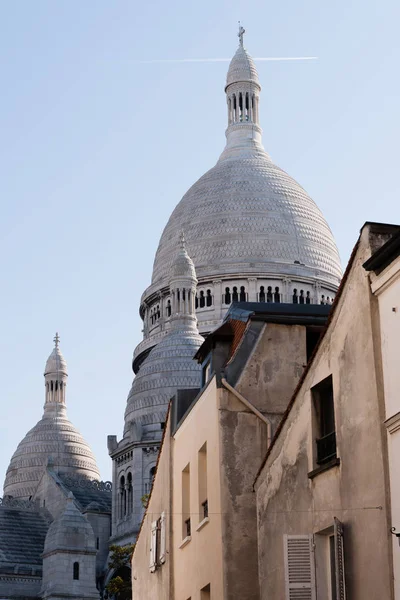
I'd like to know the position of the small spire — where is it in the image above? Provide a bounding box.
[238,21,245,47]
[179,231,186,250]
[53,332,60,348]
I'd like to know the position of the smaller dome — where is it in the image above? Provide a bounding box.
[170,233,197,281]
[43,492,95,554]
[226,44,260,88]
[44,334,67,377]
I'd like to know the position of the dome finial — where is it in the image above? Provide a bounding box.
[238,21,245,47]
[53,332,60,348]
[179,230,186,250]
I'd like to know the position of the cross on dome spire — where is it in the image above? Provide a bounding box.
[53,332,60,348]
[238,22,245,47]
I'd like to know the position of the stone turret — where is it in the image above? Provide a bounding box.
[41,492,99,599]
[3,335,100,499]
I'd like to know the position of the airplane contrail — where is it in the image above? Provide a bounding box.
[135,57,318,64]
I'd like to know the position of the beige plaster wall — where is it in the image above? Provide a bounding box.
[371,254,400,599]
[131,412,172,600]
[172,377,224,600]
[235,323,307,437]
[255,229,393,600]
[218,385,270,600]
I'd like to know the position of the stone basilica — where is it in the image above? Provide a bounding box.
[0,29,341,599]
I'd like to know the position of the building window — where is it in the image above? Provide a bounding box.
[199,290,205,308]
[306,291,311,304]
[200,584,211,599]
[96,537,99,550]
[259,286,265,302]
[239,286,246,301]
[127,472,133,515]
[166,300,171,317]
[73,562,79,580]
[274,286,281,302]
[299,289,305,304]
[119,475,126,519]
[292,288,298,304]
[232,286,239,302]
[206,289,212,307]
[198,442,208,522]
[224,287,231,304]
[182,463,191,540]
[312,375,336,465]
[267,286,273,302]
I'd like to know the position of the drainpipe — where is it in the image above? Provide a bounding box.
[221,378,272,447]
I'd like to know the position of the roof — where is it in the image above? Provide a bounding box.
[0,506,49,569]
[363,226,400,273]
[56,473,112,513]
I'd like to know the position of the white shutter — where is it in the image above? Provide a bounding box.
[284,535,316,600]
[334,517,346,600]
[160,511,166,564]
[149,520,157,572]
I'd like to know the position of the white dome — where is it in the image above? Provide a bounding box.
[226,43,260,88]
[3,337,100,499]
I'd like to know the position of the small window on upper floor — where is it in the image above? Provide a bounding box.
[73,562,79,580]
[312,375,336,466]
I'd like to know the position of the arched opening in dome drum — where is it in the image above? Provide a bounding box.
[306,291,311,304]
[259,286,265,302]
[240,286,246,301]
[73,562,79,581]
[224,287,231,304]
[267,286,273,302]
[293,289,298,304]
[166,300,171,317]
[274,287,281,302]
[206,289,212,307]
[199,290,205,308]
[232,287,239,302]
[127,472,133,515]
[156,305,160,319]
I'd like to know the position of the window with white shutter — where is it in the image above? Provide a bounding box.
[160,511,166,564]
[284,534,316,600]
[149,520,157,573]
[334,517,346,600]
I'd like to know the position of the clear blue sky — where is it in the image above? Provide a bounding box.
[1,0,399,485]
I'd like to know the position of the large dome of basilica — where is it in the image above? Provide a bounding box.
[135,31,341,368]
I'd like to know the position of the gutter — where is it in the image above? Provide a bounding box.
[221,378,272,447]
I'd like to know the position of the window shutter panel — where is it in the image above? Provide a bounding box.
[334,517,346,600]
[149,520,157,572]
[160,511,166,564]
[284,535,316,600]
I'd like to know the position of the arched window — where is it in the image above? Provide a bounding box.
[156,305,160,319]
[274,287,280,303]
[232,287,239,302]
[299,290,305,305]
[306,291,311,304]
[150,466,156,485]
[199,290,205,308]
[224,287,231,304]
[259,286,265,302]
[267,286,273,303]
[195,294,199,309]
[320,295,325,305]
[206,289,212,307]
[240,286,246,302]
[127,472,133,515]
[73,562,79,580]
[166,300,171,317]
[119,475,126,519]
[293,289,298,304]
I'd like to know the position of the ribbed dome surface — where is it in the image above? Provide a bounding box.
[44,346,67,376]
[151,154,342,288]
[124,327,203,434]
[3,413,100,499]
[226,44,260,87]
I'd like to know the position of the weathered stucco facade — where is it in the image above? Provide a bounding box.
[365,229,400,599]
[131,301,331,599]
[255,223,399,600]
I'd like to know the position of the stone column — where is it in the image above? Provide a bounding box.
[213,280,222,318]
[282,277,291,303]
[247,277,257,302]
